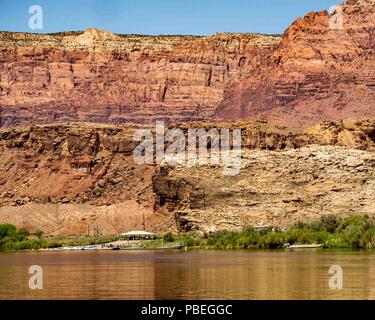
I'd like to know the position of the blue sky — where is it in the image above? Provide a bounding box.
[0,0,340,35]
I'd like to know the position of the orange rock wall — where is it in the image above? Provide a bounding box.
[0,30,279,126]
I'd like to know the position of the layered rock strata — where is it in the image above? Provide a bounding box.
[0,119,374,234]
[0,30,279,126]
[1,1,374,128]
[217,0,375,127]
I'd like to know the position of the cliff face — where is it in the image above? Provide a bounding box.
[217,0,375,127]
[0,123,170,235]
[1,0,373,128]
[169,145,375,232]
[0,30,279,126]
[0,119,374,235]
[154,119,375,233]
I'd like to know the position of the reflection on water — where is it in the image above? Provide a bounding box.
[0,250,374,300]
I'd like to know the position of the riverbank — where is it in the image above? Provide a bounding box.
[0,225,119,251]
[1,214,375,251]
[144,215,375,250]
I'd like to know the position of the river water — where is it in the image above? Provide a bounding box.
[0,250,374,300]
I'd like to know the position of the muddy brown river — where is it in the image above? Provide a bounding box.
[0,250,374,299]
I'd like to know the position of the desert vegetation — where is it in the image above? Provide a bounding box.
[0,224,118,251]
[203,215,375,250]
[149,215,375,250]
[0,224,41,251]
[1,215,375,251]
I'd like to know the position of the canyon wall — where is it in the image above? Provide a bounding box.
[0,30,279,126]
[0,122,177,235]
[0,119,375,235]
[0,0,374,128]
[217,0,375,127]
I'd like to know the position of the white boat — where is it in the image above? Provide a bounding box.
[81,245,99,250]
[285,243,322,249]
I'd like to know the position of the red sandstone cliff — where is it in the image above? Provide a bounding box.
[217,0,375,127]
[0,0,374,128]
[0,30,279,126]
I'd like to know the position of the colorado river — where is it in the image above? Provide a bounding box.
[0,250,374,299]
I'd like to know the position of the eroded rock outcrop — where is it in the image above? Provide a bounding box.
[169,145,375,232]
[0,123,171,235]
[152,119,375,232]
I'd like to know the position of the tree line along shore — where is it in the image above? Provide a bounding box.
[1,214,375,251]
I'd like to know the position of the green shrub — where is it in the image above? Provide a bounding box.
[319,215,341,233]
[163,232,175,242]
[16,228,29,241]
[35,229,43,238]
[258,232,286,249]
[180,232,203,247]
[0,224,17,239]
